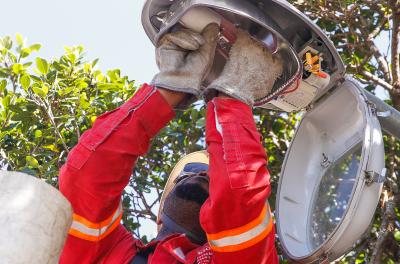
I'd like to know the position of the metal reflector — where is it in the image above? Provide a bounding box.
[141,0,346,112]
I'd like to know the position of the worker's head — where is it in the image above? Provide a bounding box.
[159,162,210,245]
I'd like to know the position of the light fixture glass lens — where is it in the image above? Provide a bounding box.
[309,143,362,249]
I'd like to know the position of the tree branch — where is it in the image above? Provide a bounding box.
[370,194,396,263]
[136,190,157,222]
[36,97,70,153]
[359,16,392,83]
[368,14,392,41]
[360,70,394,90]
[390,0,400,86]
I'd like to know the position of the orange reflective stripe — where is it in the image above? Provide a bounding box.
[206,202,273,252]
[68,203,123,241]
[207,204,268,240]
[72,207,117,229]
[209,216,273,252]
[68,214,123,242]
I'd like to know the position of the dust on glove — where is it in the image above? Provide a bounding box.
[205,29,283,106]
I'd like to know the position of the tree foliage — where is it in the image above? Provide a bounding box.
[0,1,399,262]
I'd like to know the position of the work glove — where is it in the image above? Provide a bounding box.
[204,29,284,106]
[152,23,220,109]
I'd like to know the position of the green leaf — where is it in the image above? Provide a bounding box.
[32,86,46,97]
[26,156,39,168]
[67,53,76,64]
[20,47,31,58]
[12,63,24,75]
[36,57,49,75]
[84,63,92,73]
[195,117,205,127]
[8,53,17,63]
[77,81,88,89]
[29,44,41,52]
[52,61,65,71]
[42,144,60,153]
[97,83,114,90]
[90,116,97,124]
[59,86,73,96]
[30,75,41,82]
[79,93,90,109]
[42,85,49,96]
[34,130,42,138]
[15,33,24,46]
[1,95,10,108]
[0,80,6,93]
[2,36,12,49]
[0,110,6,120]
[20,75,31,90]
[394,230,400,242]
[92,58,99,68]
[0,70,7,78]
[107,69,120,81]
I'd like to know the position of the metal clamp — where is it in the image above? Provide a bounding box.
[365,168,387,185]
[365,100,392,118]
[365,100,378,115]
[320,153,332,168]
[376,110,392,118]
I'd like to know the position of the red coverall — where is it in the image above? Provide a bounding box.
[59,84,278,264]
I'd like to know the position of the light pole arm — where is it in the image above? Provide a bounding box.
[364,90,400,140]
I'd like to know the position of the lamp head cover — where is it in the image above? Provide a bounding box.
[141,0,345,111]
[275,79,385,262]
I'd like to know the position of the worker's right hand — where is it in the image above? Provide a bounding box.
[152,23,219,109]
[204,29,283,106]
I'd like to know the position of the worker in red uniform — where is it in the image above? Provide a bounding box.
[59,23,284,264]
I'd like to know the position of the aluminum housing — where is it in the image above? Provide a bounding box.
[141,0,346,110]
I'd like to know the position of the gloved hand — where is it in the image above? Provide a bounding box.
[205,29,283,106]
[152,23,220,109]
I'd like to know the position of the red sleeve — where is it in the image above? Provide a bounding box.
[200,98,278,264]
[59,84,175,264]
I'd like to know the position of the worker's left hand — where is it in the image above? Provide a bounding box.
[152,23,219,109]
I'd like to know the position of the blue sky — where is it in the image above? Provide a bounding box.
[0,0,157,84]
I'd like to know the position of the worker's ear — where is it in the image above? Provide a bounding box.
[157,219,163,225]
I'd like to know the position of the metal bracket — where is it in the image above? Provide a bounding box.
[365,168,387,185]
[365,100,392,118]
[376,110,392,118]
[320,153,332,168]
[365,100,378,115]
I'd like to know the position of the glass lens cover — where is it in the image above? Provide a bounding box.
[309,143,363,249]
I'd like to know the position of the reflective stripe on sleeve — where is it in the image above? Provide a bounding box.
[206,202,273,252]
[68,203,123,242]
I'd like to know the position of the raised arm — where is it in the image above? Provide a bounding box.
[59,84,176,263]
[59,24,219,264]
[200,29,283,263]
